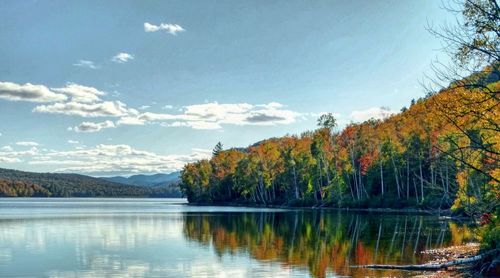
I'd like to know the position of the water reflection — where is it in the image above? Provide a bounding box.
[182,211,474,277]
[0,199,474,278]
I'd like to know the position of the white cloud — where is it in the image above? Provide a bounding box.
[0,82,67,103]
[116,116,145,126]
[73,60,99,69]
[71,120,115,133]
[0,142,209,175]
[30,144,210,175]
[67,140,79,144]
[135,112,178,122]
[51,83,105,103]
[33,101,137,117]
[1,146,13,151]
[183,102,298,128]
[0,82,109,104]
[258,102,284,109]
[164,121,222,130]
[1,80,301,132]
[0,157,21,163]
[112,52,134,63]
[162,105,174,110]
[350,107,396,122]
[309,112,341,118]
[16,141,39,146]
[0,146,39,163]
[118,102,300,130]
[144,22,185,35]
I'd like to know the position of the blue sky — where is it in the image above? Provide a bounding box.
[0,0,455,176]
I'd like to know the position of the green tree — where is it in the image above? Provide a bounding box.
[212,142,223,157]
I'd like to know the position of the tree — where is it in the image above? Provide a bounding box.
[180,66,496,217]
[212,142,223,157]
[427,0,499,75]
[426,0,499,258]
[427,0,499,196]
[317,113,337,131]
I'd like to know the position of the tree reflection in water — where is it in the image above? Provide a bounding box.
[182,211,474,277]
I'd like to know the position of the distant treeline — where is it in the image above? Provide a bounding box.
[0,179,51,197]
[0,168,182,198]
[180,65,499,215]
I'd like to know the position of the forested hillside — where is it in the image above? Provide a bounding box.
[0,168,181,197]
[180,65,499,216]
[0,179,51,197]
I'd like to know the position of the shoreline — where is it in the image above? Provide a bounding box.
[187,201,459,216]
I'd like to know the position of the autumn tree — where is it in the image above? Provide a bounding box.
[425,0,499,223]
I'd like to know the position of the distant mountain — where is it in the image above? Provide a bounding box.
[0,168,182,198]
[102,171,180,187]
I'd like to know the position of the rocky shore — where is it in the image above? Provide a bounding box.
[416,243,499,277]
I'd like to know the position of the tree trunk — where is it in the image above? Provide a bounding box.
[391,155,401,198]
[419,159,425,203]
[258,176,266,205]
[273,180,276,202]
[353,167,359,200]
[317,159,323,202]
[350,148,361,200]
[293,165,299,199]
[412,177,419,203]
[346,173,355,200]
[324,155,331,185]
[380,163,384,196]
[360,168,369,198]
[406,158,410,199]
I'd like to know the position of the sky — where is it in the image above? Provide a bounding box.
[0,0,456,176]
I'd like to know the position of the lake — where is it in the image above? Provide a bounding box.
[0,198,474,277]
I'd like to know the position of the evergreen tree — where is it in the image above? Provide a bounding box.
[212,142,223,157]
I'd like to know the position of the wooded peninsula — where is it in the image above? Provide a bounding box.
[180,65,498,214]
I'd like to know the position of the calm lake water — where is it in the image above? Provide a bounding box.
[0,198,474,278]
